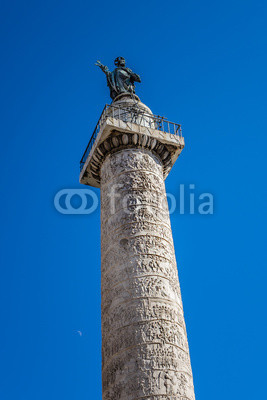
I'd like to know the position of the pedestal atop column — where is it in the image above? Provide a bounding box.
[79,95,184,188]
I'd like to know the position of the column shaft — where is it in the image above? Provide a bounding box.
[100,148,195,400]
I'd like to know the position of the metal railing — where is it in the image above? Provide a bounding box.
[80,104,182,171]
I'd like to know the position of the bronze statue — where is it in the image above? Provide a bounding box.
[95,57,141,100]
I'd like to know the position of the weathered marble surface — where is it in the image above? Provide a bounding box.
[100,148,195,400]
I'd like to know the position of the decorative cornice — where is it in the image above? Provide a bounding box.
[84,131,182,185]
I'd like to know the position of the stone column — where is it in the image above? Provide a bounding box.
[100,147,195,400]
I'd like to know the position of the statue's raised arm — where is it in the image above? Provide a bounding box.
[95,60,110,76]
[95,57,141,100]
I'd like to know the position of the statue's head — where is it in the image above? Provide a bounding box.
[114,57,125,67]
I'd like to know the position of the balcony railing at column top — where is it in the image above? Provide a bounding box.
[80,104,182,171]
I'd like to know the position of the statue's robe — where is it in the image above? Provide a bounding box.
[106,67,141,100]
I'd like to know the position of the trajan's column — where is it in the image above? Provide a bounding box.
[80,57,196,400]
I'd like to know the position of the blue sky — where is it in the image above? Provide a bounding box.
[0,0,266,399]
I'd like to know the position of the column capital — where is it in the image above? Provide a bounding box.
[80,98,184,188]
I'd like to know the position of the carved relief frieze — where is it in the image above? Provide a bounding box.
[101,298,184,333]
[101,254,179,285]
[100,148,195,400]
